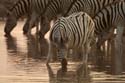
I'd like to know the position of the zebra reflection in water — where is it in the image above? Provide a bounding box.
[46,64,91,83]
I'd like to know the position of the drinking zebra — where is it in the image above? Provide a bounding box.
[93,1,125,74]
[4,0,32,36]
[4,0,50,36]
[38,0,120,39]
[65,0,120,17]
[46,12,95,70]
[35,0,75,38]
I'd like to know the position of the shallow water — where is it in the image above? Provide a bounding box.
[0,21,125,83]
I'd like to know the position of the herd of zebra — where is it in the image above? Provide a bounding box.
[3,0,125,72]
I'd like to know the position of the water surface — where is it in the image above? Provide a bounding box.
[0,21,125,83]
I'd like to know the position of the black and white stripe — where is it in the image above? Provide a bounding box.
[38,0,75,37]
[4,0,32,35]
[93,1,125,45]
[4,0,50,36]
[93,1,125,73]
[23,0,51,35]
[46,12,95,69]
[39,0,120,38]
[65,0,120,17]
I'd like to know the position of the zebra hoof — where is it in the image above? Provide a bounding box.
[23,30,29,35]
[38,32,44,39]
[61,59,67,72]
[4,33,11,38]
[23,32,27,35]
[46,62,49,66]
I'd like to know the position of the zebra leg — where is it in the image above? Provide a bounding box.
[28,12,40,35]
[72,48,83,61]
[97,28,115,47]
[78,44,90,78]
[23,16,37,35]
[61,58,67,72]
[58,48,68,72]
[35,18,40,35]
[114,26,124,74]
[83,45,89,65]
[23,17,31,34]
[39,17,51,39]
[46,42,57,64]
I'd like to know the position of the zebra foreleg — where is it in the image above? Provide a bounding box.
[23,17,31,34]
[97,28,115,47]
[28,12,40,35]
[72,48,83,61]
[39,17,51,39]
[114,26,124,74]
[80,44,91,78]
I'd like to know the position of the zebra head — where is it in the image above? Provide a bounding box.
[4,11,17,36]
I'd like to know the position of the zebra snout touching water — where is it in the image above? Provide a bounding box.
[46,12,95,71]
[4,0,32,36]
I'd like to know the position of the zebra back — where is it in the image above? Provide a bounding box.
[32,0,51,14]
[10,0,32,18]
[50,12,95,49]
[66,0,121,17]
[43,0,74,21]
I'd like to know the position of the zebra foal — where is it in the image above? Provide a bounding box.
[46,12,95,70]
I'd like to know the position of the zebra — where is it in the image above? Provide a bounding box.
[65,0,121,17]
[4,0,32,36]
[35,0,76,38]
[64,0,123,42]
[63,0,124,60]
[46,12,95,71]
[38,0,120,39]
[18,0,74,37]
[4,0,50,37]
[93,1,125,74]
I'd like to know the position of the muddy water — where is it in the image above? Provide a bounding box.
[0,21,125,83]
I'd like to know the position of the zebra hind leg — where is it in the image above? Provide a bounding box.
[39,17,50,39]
[61,58,67,72]
[58,48,68,72]
[80,44,91,78]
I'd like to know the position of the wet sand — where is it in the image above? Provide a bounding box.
[0,21,125,83]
